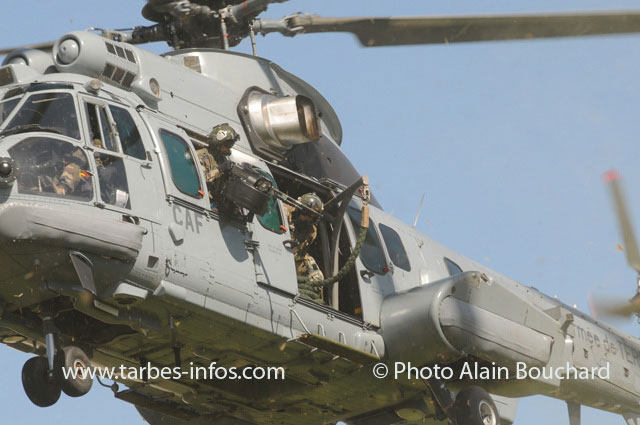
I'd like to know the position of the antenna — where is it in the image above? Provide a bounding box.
[412,193,425,228]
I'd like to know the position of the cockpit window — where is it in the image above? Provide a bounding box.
[0,98,19,125]
[8,137,93,201]
[348,208,388,275]
[379,224,411,272]
[5,92,80,139]
[85,103,117,152]
[95,153,130,209]
[109,105,146,160]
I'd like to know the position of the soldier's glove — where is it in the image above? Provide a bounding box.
[219,160,234,173]
[283,239,300,250]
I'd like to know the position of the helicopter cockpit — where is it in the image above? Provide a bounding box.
[9,138,93,200]
[0,83,135,209]
[0,85,87,201]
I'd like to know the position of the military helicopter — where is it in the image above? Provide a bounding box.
[1,0,640,424]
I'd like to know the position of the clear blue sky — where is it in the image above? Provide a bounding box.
[2,1,640,424]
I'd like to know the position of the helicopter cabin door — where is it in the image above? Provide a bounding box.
[146,116,257,296]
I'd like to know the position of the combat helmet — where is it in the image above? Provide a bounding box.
[298,192,324,219]
[208,123,239,154]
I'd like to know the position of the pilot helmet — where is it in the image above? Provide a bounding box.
[208,123,239,154]
[299,192,324,215]
[65,147,87,166]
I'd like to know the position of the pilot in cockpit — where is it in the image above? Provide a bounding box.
[52,148,91,197]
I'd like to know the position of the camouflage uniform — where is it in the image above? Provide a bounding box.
[285,204,325,303]
[196,148,225,203]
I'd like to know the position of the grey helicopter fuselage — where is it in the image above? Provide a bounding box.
[0,31,639,425]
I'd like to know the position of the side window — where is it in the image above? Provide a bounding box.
[109,105,146,160]
[256,170,284,233]
[379,224,411,272]
[160,130,202,198]
[348,208,388,274]
[444,257,463,276]
[8,137,93,201]
[94,153,130,209]
[85,103,117,152]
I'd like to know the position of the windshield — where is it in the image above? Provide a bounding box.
[4,92,80,139]
[8,137,93,201]
[0,98,19,126]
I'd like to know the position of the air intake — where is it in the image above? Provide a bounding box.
[53,32,138,91]
[2,49,55,75]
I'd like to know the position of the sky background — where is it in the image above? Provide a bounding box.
[2,0,640,424]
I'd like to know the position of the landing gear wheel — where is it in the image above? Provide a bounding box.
[21,356,61,407]
[453,386,500,425]
[57,346,93,397]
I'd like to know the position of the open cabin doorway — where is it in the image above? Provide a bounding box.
[267,164,363,320]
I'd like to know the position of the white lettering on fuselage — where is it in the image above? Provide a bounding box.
[575,325,640,368]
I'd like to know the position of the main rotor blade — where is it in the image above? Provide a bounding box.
[604,170,640,273]
[0,41,55,56]
[284,11,640,46]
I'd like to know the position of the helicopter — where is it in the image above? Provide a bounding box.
[1,0,640,424]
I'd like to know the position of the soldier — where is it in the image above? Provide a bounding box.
[285,193,326,303]
[196,123,239,215]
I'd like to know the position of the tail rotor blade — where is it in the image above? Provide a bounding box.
[589,293,640,319]
[604,170,640,273]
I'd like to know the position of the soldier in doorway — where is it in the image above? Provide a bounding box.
[196,123,239,216]
[285,193,326,303]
